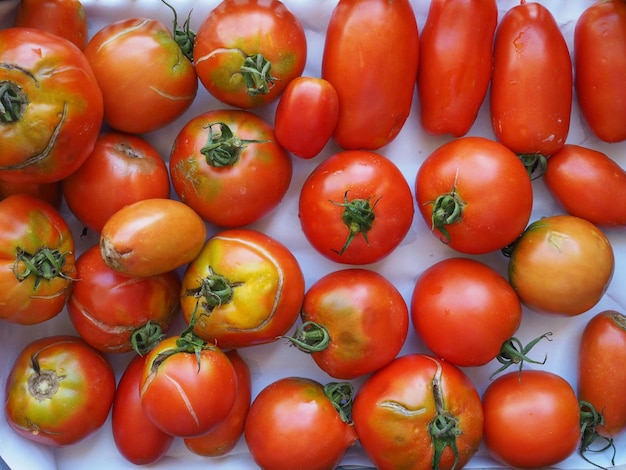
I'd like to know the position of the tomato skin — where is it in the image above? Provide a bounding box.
[0,179,62,209]
[483,370,581,468]
[490,1,572,156]
[575,0,626,143]
[411,257,522,367]
[4,335,116,447]
[417,0,497,137]
[322,0,419,150]
[274,76,339,159]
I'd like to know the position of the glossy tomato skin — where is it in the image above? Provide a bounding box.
[417,0,497,137]
[415,136,533,254]
[0,180,62,209]
[63,132,171,233]
[491,1,572,156]
[352,354,484,470]
[244,377,357,470]
[0,28,103,183]
[180,229,305,349]
[575,0,626,143]
[194,0,307,109]
[169,109,292,227]
[299,150,414,265]
[508,214,614,316]
[4,335,116,446]
[483,370,581,468]
[322,0,419,150]
[411,257,522,367]
[274,76,339,159]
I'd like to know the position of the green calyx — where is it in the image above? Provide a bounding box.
[12,247,73,290]
[330,191,381,256]
[428,363,461,470]
[131,320,166,356]
[161,0,195,62]
[579,400,616,469]
[0,81,26,123]
[490,332,553,380]
[183,266,239,313]
[518,153,547,180]
[324,381,354,424]
[200,122,268,167]
[428,189,465,244]
[284,321,331,353]
[240,53,278,96]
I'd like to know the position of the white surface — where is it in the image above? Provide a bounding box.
[1,1,625,469]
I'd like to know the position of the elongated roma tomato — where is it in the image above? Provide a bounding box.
[322,0,419,150]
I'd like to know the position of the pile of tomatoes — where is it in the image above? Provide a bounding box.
[1,0,626,469]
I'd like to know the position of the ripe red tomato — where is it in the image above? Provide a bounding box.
[299,150,414,265]
[169,109,292,227]
[491,1,572,157]
[417,0,497,137]
[63,132,171,233]
[194,0,307,109]
[575,0,626,143]
[0,28,103,183]
[244,377,357,470]
[0,179,62,209]
[415,136,533,254]
[411,257,522,367]
[322,0,419,150]
[482,370,581,468]
[4,335,116,447]
[352,354,484,470]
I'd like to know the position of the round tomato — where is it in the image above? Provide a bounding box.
[0,27,103,183]
[482,370,581,468]
[411,257,522,367]
[63,132,171,233]
[507,214,614,316]
[4,335,116,447]
[193,0,307,109]
[180,229,305,349]
[415,136,533,254]
[299,150,414,265]
[352,354,484,470]
[244,377,357,470]
[0,179,62,209]
[169,109,292,227]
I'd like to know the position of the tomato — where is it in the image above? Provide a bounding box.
[322,0,419,150]
[63,132,171,234]
[244,377,357,470]
[490,0,572,158]
[184,350,252,457]
[574,0,626,143]
[299,150,414,265]
[67,245,181,354]
[193,0,307,109]
[507,214,614,316]
[352,354,483,470]
[13,0,87,50]
[482,370,581,468]
[411,257,522,367]
[416,0,497,137]
[274,76,339,159]
[0,179,62,209]
[139,335,237,438]
[100,198,207,278]
[169,109,292,227]
[112,354,174,465]
[0,194,75,325]
[180,229,305,349]
[4,335,116,447]
[0,28,103,183]
[415,136,533,254]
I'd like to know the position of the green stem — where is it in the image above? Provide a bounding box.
[490,332,553,379]
[183,266,239,313]
[283,321,331,353]
[428,362,461,470]
[518,153,547,180]
[330,190,380,255]
[323,381,354,424]
[428,190,465,244]
[200,122,268,167]
[0,81,25,122]
[240,53,278,96]
[12,247,73,291]
[131,320,166,356]
[579,400,616,469]
[161,0,195,62]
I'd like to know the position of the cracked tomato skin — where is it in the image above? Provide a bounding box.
[0,27,103,183]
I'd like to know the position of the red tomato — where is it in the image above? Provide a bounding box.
[274,76,339,159]
[169,109,292,227]
[194,0,307,109]
[491,1,572,157]
[112,354,174,465]
[483,370,581,468]
[4,335,116,446]
[575,0,626,143]
[322,0,419,150]
[63,132,171,233]
[244,377,357,470]
[0,28,103,183]
[299,150,414,265]
[352,354,484,470]
[417,0,497,137]
[0,179,62,209]
[415,136,533,254]
[411,257,522,367]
